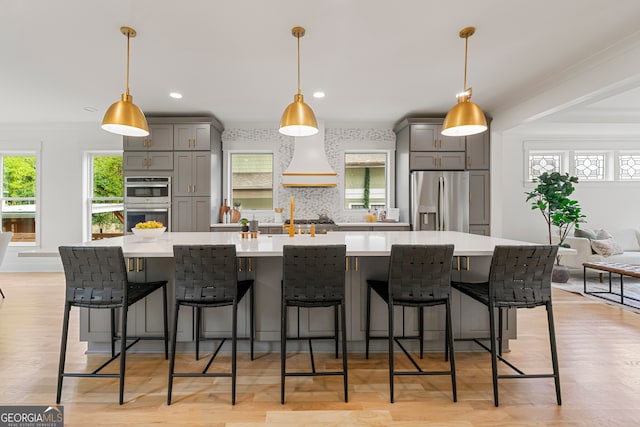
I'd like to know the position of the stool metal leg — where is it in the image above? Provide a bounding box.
[280,302,287,404]
[110,308,116,357]
[334,304,339,359]
[488,303,499,407]
[119,306,128,405]
[446,299,457,402]
[340,300,349,402]
[365,284,372,359]
[250,282,255,361]
[56,303,72,404]
[546,302,562,405]
[232,301,238,405]
[162,283,168,360]
[195,307,201,360]
[419,306,424,359]
[0,287,4,298]
[167,303,181,405]
[388,299,395,403]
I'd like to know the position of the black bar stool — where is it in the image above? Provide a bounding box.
[167,245,253,405]
[281,244,348,404]
[365,244,456,403]
[452,245,561,407]
[57,246,168,405]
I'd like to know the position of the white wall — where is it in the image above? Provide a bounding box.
[499,131,640,244]
[0,123,121,271]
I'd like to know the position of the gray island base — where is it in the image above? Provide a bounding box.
[66,231,558,354]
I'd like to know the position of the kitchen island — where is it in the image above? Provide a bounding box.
[45,230,561,354]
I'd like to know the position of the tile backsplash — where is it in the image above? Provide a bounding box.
[222,127,395,222]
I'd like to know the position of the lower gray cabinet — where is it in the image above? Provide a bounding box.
[172,196,211,231]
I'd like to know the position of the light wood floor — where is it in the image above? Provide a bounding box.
[1,273,640,426]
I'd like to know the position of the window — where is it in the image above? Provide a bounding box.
[619,154,640,180]
[344,152,387,210]
[528,153,562,181]
[87,153,124,240]
[1,154,38,243]
[575,153,606,180]
[230,153,273,210]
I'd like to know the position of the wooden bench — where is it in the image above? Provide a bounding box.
[583,261,640,308]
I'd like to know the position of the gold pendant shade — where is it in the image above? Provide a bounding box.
[279,27,318,137]
[442,27,487,137]
[101,26,149,137]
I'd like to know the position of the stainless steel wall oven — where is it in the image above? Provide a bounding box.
[124,176,171,232]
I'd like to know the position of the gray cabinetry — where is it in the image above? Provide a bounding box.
[410,124,465,151]
[465,131,490,170]
[469,170,490,225]
[173,151,211,197]
[395,117,491,231]
[409,151,466,170]
[123,124,174,151]
[174,123,211,151]
[173,196,211,232]
[123,124,174,171]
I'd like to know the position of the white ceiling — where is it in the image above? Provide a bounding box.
[2,0,640,130]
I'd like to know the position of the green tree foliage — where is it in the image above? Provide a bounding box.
[92,156,123,230]
[93,156,123,197]
[524,172,586,260]
[3,156,36,198]
[363,167,370,209]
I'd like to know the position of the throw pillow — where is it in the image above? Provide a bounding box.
[574,227,597,240]
[595,229,613,240]
[590,237,624,257]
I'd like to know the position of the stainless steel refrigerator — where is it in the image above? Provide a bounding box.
[410,171,469,232]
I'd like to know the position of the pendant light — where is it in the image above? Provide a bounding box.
[101,26,149,137]
[279,26,318,137]
[442,27,487,137]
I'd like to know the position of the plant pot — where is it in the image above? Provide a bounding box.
[241,225,249,232]
[552,264,570,283]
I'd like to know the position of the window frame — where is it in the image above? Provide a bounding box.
[224,149,276,215]
[83,151,124,242]
[342,149,392,212]
[0,149,41,247]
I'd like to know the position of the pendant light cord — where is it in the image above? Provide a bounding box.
[297,33,301,95]
[125,31,131,96]
[463,34,468,93]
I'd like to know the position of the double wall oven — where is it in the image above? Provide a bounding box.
[124,176,171,232]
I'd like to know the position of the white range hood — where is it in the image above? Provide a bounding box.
[282,124,337,187]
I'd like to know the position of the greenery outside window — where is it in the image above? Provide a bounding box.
[344,152,387,210]
[88,154,124,240]
[1,154,38,244]
[230,153,273,210]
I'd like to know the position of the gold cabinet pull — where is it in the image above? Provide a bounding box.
[248,258,252,272]
[466,256,470,271]
[467,155,471,168]
[457,256,461,271]
[238,258,243,272]
[355,256,359,272]
[345,257,349,272]
[135,257,144,272]
[127,258,133,272]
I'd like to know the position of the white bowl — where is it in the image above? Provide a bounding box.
[131,227,166,240]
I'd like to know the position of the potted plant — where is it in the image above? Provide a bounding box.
[239,218,249,232]
[525,172,586,282]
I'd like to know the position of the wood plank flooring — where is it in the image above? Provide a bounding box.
[1,272,640,426]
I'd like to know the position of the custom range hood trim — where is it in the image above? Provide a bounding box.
[281,122,338,187]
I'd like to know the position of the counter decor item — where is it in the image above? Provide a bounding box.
[132,221,166,240]
[219,198,230,223]
[239,218,249,232]
[274,207,284,224]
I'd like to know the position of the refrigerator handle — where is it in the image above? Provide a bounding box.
[438,176,444,231]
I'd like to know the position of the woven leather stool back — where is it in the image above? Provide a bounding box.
[59,246,128,308]
[489,245,558,308]
[173,245,239,304]
[282,245,346,305]
[388,244,454,304]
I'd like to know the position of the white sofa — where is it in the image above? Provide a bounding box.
[553,228,640,269]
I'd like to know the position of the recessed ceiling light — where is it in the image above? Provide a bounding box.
[169,92,183,99]
[83,106,98,112]
[313,91,325,99]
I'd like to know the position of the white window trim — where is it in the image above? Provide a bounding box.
[82,150,123,242]
[0,146,41,247]
[223,149,276,216]
[342,149,394,213]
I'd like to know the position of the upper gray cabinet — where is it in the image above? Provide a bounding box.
[465,131,490,170]
[123,124,174,151]
[410,124,465,152]
[173,151,211,197]
[174,124,211,151]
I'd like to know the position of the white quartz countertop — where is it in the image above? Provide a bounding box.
[209,222,410,227]
[20,231,573,258]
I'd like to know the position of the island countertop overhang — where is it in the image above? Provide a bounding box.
[20,231,575,259]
